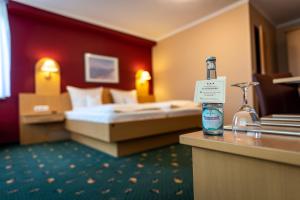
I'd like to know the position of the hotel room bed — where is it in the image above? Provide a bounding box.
[64,100,202,157]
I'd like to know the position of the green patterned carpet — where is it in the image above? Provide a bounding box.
[0,141,193,200]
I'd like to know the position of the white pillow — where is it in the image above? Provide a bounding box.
[86,94,101,107]
[110,89,138,104]
[66,86,103,109]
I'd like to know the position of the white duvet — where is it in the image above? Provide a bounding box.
[66,100,201,123]
[73,100,198,113]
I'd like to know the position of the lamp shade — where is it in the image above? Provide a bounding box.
[140,71,151,81]
[136,70,151,82]
[35,57,61,94]
[40,59,59,73]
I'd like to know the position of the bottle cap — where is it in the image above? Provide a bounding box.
[206,56,216,62]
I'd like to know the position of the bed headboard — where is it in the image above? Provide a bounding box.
[102,88,113,104]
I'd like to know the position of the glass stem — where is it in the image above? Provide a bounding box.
[242,87,248,106]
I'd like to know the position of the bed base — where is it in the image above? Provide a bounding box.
[65,115,201,142]
[66,115,201,157]
[71,130,197,157]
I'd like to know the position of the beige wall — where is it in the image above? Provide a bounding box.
[276,22,300,73]
[287,29,300,76]
[249,4,277,74]
[153,4,252,124]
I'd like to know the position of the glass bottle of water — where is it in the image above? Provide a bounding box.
[202,57,224,136]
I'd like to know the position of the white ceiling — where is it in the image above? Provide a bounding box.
[12,0,239,41]
[12,0,300,41]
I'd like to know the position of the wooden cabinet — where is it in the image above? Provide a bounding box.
[19,121,69,145]
[19,93,70,145]
[180,131,300,200]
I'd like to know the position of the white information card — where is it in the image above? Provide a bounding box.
[194,76,226,104]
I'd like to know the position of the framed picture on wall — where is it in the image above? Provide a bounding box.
[84,53,119,83]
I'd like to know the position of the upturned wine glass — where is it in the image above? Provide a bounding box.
[231,82,261,136]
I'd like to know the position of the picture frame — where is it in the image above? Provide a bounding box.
[84,53,119,83]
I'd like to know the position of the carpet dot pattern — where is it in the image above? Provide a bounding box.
[0,141,193,200]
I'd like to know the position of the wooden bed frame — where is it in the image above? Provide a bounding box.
[65,115,201,157]
[63,88,202,156]
[19,89,201,157]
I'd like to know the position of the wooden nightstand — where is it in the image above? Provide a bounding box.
[20,112,65,124]
[19,94,70,145]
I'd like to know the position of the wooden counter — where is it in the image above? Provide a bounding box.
[180,131,300,200]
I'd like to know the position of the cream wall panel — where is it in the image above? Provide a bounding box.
[287,29,300,76]
[276,21,300,73]
[153,4,252,124]
[35,70,60,95]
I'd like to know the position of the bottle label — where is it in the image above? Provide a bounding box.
[194,77,226,104]
[202,108,223,130]
[207,62,215,70]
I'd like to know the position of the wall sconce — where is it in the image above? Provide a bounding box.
[135,70,151,96]
[36,58,59,80]
[136,70,151,83]
[35,57,61,95]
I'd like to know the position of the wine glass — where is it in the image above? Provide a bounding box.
[231,82,261,136]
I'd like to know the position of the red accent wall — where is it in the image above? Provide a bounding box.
[0,2,155,144]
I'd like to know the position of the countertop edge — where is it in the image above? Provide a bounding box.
[180,134,300,167]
